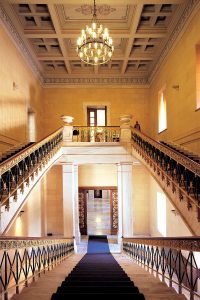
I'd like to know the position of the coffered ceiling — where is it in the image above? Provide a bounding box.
[0,0,198,86]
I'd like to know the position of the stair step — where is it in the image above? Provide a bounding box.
[57,286,139,293]
[61,281,135,287]
[51,293,145,299]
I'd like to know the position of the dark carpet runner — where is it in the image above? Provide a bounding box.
[51,235,145,299]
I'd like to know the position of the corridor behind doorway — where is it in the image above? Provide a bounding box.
[87,190,111,236]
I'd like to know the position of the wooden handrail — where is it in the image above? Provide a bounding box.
[0,127,63,175]
[131,127,200,176]
[123,237,200,251]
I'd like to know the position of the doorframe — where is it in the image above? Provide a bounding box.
[83,102,111,126]
[78,186,118,235]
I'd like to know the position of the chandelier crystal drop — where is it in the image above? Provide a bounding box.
[77,0,114,65]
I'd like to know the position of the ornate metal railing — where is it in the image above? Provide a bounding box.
[131,128,200,221]
[73,126,120,142]
[123,237,200,300]
[0,128,63,209]
[0,237,74,300]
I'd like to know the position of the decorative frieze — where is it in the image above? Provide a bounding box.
[0,238,73,250]
[123,237,200,253]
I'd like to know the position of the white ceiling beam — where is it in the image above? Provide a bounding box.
[24,31,166,39]
[121,4,143,74]
[48,3,72,74]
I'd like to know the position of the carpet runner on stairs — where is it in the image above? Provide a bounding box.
[51,235,145,299]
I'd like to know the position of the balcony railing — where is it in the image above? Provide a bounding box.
[131,128,200,223]
[0,128,63,210]
[0,237,74,300]
[72,126,120,142]
[123,237,200,300]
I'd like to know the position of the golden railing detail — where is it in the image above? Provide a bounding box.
[123,237,200,300]
[131,128,200,176]
[0,237,74,300]
[73,126,120,142]
[0,127,63,175]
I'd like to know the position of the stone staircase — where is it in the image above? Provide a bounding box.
[114,253,187,300]
[10,239,187,300]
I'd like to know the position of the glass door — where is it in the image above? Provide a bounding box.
[87,107,107,141]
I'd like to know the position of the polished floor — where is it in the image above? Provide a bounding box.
[87,190,111,235]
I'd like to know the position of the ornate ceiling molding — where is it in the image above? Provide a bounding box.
[0,3,44,84]
[1,1,200,87]
[149,0,200,84]
[44,76,148,86]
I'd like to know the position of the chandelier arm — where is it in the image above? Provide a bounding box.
[93,0,96,18]
[76,0,114,65]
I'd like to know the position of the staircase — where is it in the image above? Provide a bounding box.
[0,142,34,163]
[160,141,200,163]
[51,235,145,299]
[9,237,189,300]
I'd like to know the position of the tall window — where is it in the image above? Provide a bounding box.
[157,192,166,236]
[158,87,167,133]
[196,45,200,109]
[87,107,107,126]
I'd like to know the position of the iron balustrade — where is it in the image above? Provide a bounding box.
[131,129,200,220]
[72,126,120,142]
[123,237,200,300]
[0,237,74,300]
[0,128,63,209]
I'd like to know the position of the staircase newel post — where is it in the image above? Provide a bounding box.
[60,115,74,143]
[120,114,132,143]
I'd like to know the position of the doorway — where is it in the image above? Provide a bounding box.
[78,187,118,236]
[87,106,107,127]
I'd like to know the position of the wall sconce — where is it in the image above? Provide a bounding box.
[171,209,179,216]
[19,210,25,217]
[13,81,19,90]
[172,85,179,91]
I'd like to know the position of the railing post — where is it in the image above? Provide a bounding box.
[120,114,132,143]
[61,115,73,143]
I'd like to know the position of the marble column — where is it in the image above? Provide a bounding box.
[62,163,74,238]
[73,164,81,244]
[117,162,133,238]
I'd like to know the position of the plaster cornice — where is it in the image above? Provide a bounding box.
[43,76,148,86]
[0,3,44,84]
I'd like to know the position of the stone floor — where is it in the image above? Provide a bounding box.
[7,238,189,300]
[114,253,187,300]
[10,253,84,300]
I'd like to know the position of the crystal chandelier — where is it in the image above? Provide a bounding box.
[77,0,114,65]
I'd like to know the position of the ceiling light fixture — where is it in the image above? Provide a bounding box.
[77,0,114,65]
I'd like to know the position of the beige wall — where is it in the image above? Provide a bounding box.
[0,26,43,153]
[79,164,117,187]
[42,87,149,137]
[149,175,192,237]
[44,165,64,236]
[149,9,200,154]
[132,165,150,236]
[7,179,45,237]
